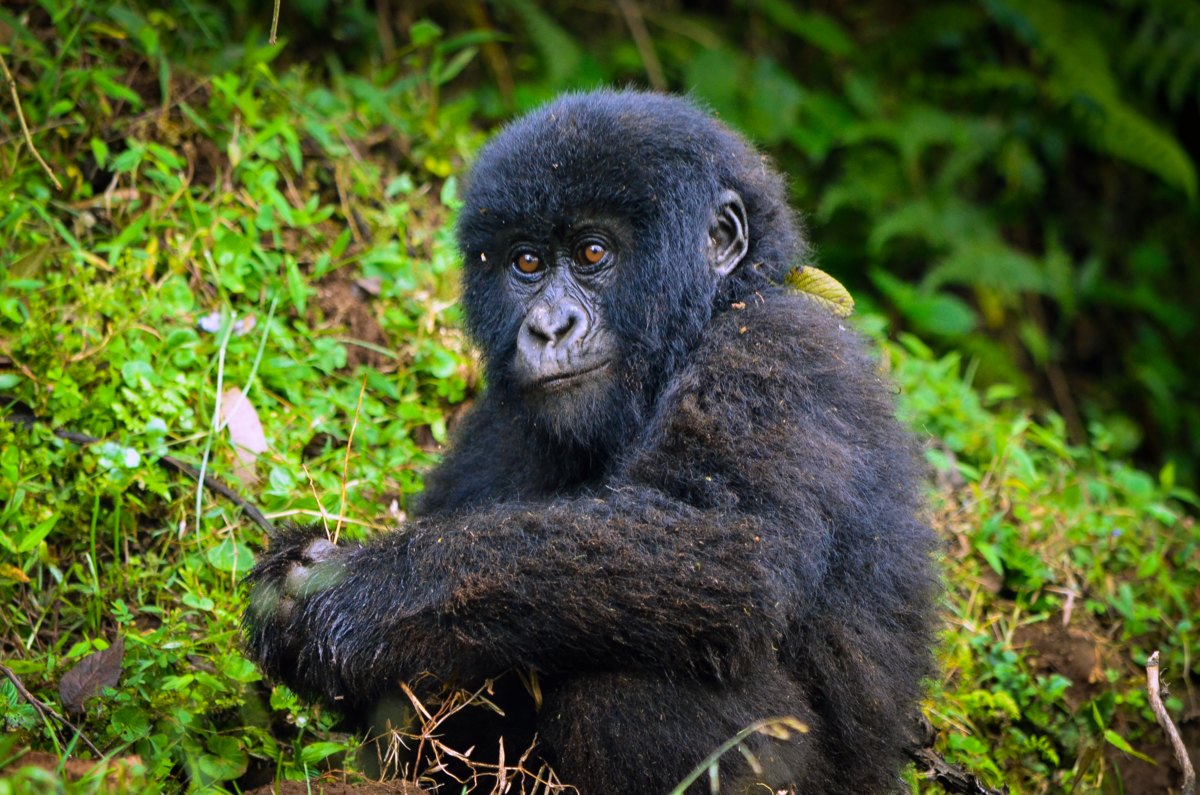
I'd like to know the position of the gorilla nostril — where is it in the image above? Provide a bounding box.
[551,313,578,343]
[529,305,586,347]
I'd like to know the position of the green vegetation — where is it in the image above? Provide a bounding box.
[1,1,1196,793]
[463,0,1200,488]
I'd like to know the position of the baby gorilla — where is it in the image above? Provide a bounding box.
[244,90,938,794]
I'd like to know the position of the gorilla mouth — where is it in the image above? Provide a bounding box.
[536,360,611,391]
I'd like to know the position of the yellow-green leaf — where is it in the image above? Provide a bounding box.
[784,265,855,317]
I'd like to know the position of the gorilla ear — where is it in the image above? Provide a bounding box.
[708,190,750,278]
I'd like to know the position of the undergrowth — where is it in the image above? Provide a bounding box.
[1,2,1196,793]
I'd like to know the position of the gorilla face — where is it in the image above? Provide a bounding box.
[457,95,753,455]
[467,197,749,451]
[503,222,623,438]
[508,227,618,393]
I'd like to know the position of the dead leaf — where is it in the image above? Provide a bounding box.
[59,637,124,714]
[221,386,268,485]
[0,563,30,582]
[355,275,383,296]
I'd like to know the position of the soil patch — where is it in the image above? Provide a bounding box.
[1013,617,1107,707]
[316,276,391,370]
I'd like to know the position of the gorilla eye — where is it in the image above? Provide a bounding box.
[513,252,542,275]
[576,242,608,268]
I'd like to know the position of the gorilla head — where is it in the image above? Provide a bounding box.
[456,92,809,454]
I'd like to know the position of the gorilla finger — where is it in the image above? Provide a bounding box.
[285,560,312,598]
[304,537,340,563]
[276,594,296,623]
[283,553,351,600]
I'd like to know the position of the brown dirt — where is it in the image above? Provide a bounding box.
[316,276,391,370]
[1013,617,1107,708]
[1014,616,1200,793]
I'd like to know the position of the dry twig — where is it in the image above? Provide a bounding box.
[615,0,666,91]
[334,375,368,544]
[56,427,274,534]
[3,403,275,534]
[0,50,63,190]
[376,678,570,794]
[910,747,1009,794]
[464,0,514,109]
[912,749,1008,792]
[0,663,102,758]
[1147,650,1196,795]
[908,716,1008,795]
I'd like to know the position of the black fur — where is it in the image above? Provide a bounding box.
[244,90,938,794]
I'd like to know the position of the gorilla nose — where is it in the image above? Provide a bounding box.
[523,302,588,349]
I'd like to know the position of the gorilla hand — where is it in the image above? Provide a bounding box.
[243,526,360,700]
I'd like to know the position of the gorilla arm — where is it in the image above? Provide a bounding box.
[242,296,872,711]
[243,487,795,710]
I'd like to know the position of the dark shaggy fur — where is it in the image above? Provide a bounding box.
[244,90,938,794]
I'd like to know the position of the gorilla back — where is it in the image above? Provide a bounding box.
[244,90,938,794]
